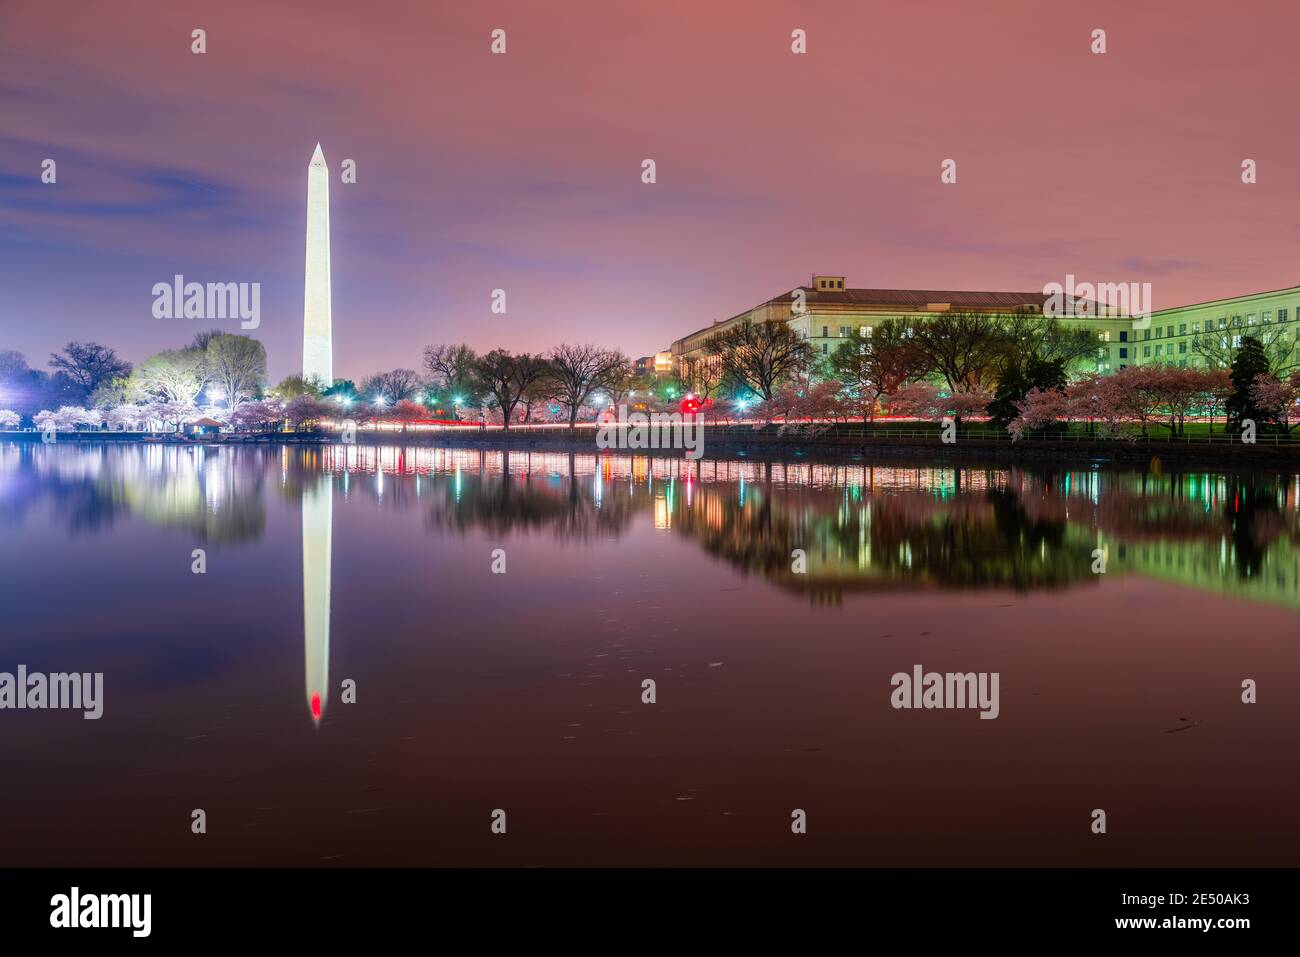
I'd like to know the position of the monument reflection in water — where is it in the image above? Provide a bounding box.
[302,475,332,725]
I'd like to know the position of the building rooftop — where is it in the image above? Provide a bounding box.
[776,286,1048,309]
[671,281,1052,349]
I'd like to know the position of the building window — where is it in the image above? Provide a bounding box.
[1179,323,1186,334]
[1143,329,1151,341]
[1155,327,1163,338]
[1119,331,1128,342]
[1179,341,1187,353]
[1247,314,1256,325]
[821,325,828,337]
[1192,321,1199,333]
[1155,344,1163,355]
[1143,346,1151,357]
[821,343,828,355]
[1263,311,1272,323]
[1280,308,1289,321]
[1119,347,1128,359]
[839,325,851,338]
[1166,325,1174,337]
[1232,334,1242,348]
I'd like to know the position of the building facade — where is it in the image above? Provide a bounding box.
[1127,285,1298,370]
[634,352,675,377]
[667,275,1299,379]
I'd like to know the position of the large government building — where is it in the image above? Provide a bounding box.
[664,275,1299,376]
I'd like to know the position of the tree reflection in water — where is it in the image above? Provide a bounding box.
[2,443,1295,608]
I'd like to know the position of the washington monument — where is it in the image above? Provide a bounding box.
[302,143,333,385]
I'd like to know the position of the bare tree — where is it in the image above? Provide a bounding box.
[705,320,812,413]
[422,343,479,400]
[129,347,209,404]
[829,318,926,420]
[361,368,422,404]
[998,313,1099,371]
[191,329,227,351]
[546,343,630,427]
[519,377,553,424]
[1193,318,1297,375]
[204,335,267,408]
[49,341,132,399]
[679,355,724,400]
[473,350,551,431]
[907,310,1012,393]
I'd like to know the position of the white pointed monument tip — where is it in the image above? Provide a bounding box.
[311,143,326,165]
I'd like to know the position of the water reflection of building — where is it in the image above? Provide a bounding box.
[8,444,1297,612]
[302,476,332,725]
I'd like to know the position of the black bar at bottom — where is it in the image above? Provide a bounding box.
[0,867,1277,943]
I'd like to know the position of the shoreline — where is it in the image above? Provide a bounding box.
[5,429,1297,468]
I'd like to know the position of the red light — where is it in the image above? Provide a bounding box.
[311,693,322,720]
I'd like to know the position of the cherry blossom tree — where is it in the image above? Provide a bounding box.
[228,399,284,432]
[0,410,19,429]
[105,404,148,431]
[385,398,429,432]
[34,406,99,431]
[944,389,991,422]
[885,382,940,419]
[794,380,851,422]
[1250,371,1300,432]
[146,400,199,432]
[1008,388,1069,440]
[284,395,333,430]
[886,384,989,424]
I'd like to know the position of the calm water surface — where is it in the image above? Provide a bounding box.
[1,442,1297,866]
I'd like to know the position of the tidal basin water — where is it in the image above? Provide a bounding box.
[1,442,1297,867]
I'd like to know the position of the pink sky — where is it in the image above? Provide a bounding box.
[3,0,1299,382]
